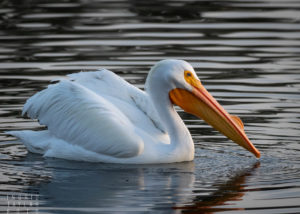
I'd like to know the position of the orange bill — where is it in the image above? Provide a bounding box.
[169,75,260,158]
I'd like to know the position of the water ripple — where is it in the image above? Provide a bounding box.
[0,0,300,213]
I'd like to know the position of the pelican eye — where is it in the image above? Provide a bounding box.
[185,71,192,77]
[184,70,197,86]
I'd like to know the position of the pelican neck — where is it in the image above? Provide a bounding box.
[147,86,193,150]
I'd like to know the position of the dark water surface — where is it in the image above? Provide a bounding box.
[1,0,300,213]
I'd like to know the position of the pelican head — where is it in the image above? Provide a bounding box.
[146,59,260,158]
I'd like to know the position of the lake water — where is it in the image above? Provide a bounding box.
[1,0,300,213]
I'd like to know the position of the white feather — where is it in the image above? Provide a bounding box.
[22,79,151,158]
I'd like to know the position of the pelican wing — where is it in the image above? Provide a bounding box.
[22,79,148,158]
[22,70,167,158]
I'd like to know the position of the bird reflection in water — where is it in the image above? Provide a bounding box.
[173,162,260,213]
[21,153,260,213]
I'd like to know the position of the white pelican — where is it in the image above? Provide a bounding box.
[8,59,260,163]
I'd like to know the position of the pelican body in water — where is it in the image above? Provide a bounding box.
[8,60,260,163]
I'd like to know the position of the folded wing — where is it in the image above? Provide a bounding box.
[23,79,146,158]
